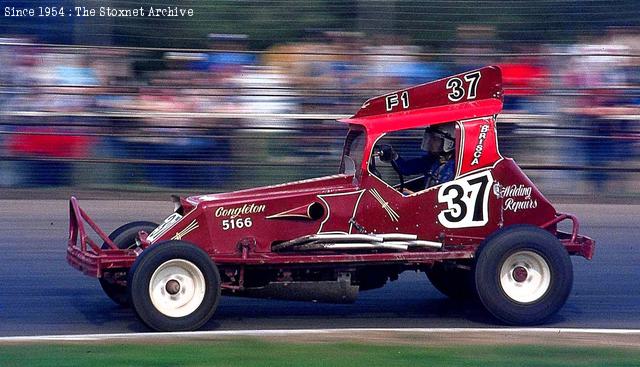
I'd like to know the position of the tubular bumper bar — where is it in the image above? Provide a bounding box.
[67,197,138,277]
[542,212,595,260]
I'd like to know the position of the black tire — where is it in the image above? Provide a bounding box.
[426,261,476,300]
[474,225,573,325]
[128,240,221,332]
[99,221,158,306]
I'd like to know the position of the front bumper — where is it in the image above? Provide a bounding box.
[67,197,139,277]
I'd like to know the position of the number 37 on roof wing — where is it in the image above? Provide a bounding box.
[384,70,483,113]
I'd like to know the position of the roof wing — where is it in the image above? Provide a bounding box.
[340,66,503,133]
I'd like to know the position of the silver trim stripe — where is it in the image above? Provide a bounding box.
[370,189,400,222]
[171,220,199,240]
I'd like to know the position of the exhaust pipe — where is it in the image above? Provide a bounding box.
[224,274,359,304]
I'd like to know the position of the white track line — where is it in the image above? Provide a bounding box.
[3,328,640,343]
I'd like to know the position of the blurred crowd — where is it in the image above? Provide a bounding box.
[1,28,639,195]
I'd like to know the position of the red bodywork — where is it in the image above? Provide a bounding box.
[68,66,594,293]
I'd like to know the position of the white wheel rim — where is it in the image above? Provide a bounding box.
[499,250,551,304]
[149,259,206,318]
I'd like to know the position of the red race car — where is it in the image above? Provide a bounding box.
[68,66,594,331]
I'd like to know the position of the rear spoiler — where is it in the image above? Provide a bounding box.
[339,66,503,134]
[352,66,502,119]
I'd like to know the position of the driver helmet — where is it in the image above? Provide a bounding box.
[421,123,455,153]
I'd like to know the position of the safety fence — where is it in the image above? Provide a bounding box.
[1,42,639,197]
[1,111,638,197]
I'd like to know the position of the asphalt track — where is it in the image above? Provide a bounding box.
[1,200,638,337]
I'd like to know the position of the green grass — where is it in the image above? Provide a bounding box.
[1,340,639,367]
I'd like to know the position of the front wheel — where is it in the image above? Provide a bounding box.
[100,221,158,306]
[474,225,573,325]
[128,240,221,331]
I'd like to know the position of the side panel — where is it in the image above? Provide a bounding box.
[355,177,443,242]
[156,189,371,255]
[354,159,556,245]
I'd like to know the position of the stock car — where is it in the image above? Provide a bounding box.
[67,66,595,331]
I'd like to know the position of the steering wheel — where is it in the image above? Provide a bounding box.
[391,159,405,192]
[373,145,405,192]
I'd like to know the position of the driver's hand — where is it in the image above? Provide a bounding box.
[378,144,398,162]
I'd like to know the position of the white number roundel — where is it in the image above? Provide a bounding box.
[437,170,493,228]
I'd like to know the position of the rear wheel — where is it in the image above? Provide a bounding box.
[128,240,221,331]
[426,261,476,300]
[99,221,158,306]
[474,225,573,325]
